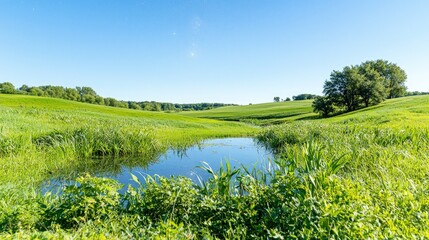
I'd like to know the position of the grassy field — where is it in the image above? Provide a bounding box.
[324,95,429,127]
[177,100,315,125]
[0,94,256,185]
[1,94,428,238]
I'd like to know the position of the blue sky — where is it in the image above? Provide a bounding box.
[1,0,428,104]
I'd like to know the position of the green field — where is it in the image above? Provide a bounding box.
[177,100,315,125]
[0,94,256,185]
[1,94,428,238]
[324,95,429,127]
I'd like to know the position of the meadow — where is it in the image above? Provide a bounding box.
[178,100,316,125]
[0,94,428,238]
[0,94,255,185]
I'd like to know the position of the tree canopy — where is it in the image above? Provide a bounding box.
[292,93,318,101]
[0,82,16,94]
[314,60,407,116]
[0,83,237,112]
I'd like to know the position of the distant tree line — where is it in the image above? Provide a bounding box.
[0,82,236,112]
[292,94,318,101]
[313,59,407,117]
[273,97,292,102]
[405,91,429,96]
[273,94,319,103]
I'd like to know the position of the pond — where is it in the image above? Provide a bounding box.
[42,137,274,192]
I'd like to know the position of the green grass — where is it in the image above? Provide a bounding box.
[255,120,429,238]
[323,95,429,127]
[178,95,429,126]
[0,94,256,185]
[1,94,429,238]
[177,100,315,125]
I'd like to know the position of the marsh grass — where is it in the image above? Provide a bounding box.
[256,121,429,237]
[1,94,429,238]
[0,94,255,185]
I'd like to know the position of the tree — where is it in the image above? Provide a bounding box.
[117,101,128,108]
[19,84,30,94]
[82,94,96,104]
[314,59,407,117]
[292,94,318,101]
[104,97,121,107]
[385,64,407,98]
[285,97,291,101]
[41,85,66,98]
[29,87,45,96]
[128,101,141,110]
[406,91,429,96]
[364,60,407,99]
[324,66,363,112]
[358,62,385,107]
[273,97,280,102]
[0,82,16,94]
[64,88,80,101]
[312,96,334,117]
[76,86,97,102]
[95,96,105,105]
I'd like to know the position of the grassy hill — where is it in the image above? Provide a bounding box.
[0,94,256,184]
[1,94,427,185]
[177,100,315,125]
[323,95,429,128]
[0,94,255,138]
[1,94,429,238]
[253,95,429,238]
[178,95,429,127]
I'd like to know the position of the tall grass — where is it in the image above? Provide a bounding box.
[1,94,429,238]
[1,121,428,238]
[0,94,256,185]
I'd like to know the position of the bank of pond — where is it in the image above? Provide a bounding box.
[1,122,428,239]
[42,137,273,192]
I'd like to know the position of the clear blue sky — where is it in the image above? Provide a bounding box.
[1,0,428,104]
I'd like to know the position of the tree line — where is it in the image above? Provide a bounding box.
[274,94,319,102]
[0,82,236,112]
[313,59,409,117]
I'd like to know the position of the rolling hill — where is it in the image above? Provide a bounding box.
[177,100,315,125]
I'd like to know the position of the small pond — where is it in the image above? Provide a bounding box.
[42,137,274,192]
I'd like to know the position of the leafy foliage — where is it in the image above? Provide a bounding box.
[0,82,237,112]
[42,175,122,229]
[0,82,16,94]
[312,96,334,117]
[0,94,429,238]
[292,93,318,101]
[314,59,407,116]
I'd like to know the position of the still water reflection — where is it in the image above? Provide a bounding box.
[43,137,273,192]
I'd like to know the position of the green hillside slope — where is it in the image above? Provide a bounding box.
[178,95,429,127]
[1,94,429,238]
[323,95,429,128]
[255,95,429,238]
[177,100,315,125]
[0,94,256,184]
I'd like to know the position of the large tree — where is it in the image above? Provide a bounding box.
[64,88,80,101]
[76,86,98,103]
[315,59,407,116]
[0,82,16,94]
[358,62,385,107]
[363,60,407,99]
[323,66,363,112]
[312,96,334,117]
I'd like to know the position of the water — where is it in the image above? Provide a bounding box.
[42,137,274,192]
